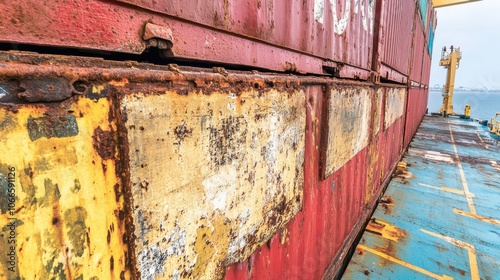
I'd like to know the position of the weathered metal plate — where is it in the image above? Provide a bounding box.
[344,116,500,279]
[322,86,372,179]
[122,88,306,279]
[384,87,406,130]
[0,98,131,279]
[373,88,384,137]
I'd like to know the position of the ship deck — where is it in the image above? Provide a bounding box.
[343,115,500,280]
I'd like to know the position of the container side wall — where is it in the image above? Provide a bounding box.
[404,87,428,148]
[377,0,416,77]
[410,14,426,84]
[0,0,376,76]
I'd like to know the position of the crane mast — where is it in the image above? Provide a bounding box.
[438,45,462,115]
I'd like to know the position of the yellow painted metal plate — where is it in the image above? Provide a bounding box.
[122,88,306,279]
[433,0,481,8]
[384,88,406,130]
[322,86,372,178]
[0,97,130,279]
[373,88,383,137]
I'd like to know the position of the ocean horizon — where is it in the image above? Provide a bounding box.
[427,90,500,121]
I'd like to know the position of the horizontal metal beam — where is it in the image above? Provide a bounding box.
[433,0,482,8]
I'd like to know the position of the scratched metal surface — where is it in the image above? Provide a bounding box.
[343,116,500,280]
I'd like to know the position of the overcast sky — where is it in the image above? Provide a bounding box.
[429,0,500,89]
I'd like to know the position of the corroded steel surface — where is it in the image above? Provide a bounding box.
[0,52,429,279]
[224,85,412,280]
[322,86,372,178]
[0,0,437,270]
[0,0,376,77]
[122,86,306,279]
[0,96,132,279]
[0,0,438,82]
[384,87,406,130]
[409,13,427,84]
[404,88,429,148]
[344,116,500,279]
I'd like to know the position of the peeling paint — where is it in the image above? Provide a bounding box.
[27,115,79,141]
[384,88,406,130]
[322,86,372,178]
[123,87,305,279]
[0,97,130,279]
[64,207,88,258]
[138,224,187,280]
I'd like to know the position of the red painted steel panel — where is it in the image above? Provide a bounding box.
[404,87,428,148]
[375,0,416,78]
[117,0,375,74]
[225,86,407,279]
[421,52,432,86]
[0,0,324,74]
[410,14,426,83]
[0,0,375,77]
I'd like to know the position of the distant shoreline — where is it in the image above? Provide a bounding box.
[429,89,500,94]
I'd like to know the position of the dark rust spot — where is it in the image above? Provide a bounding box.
[92,127,116,160]
[208,116,247,166]
[52,217,59,225]
[18,77,74,102]
[114,183,122,202]
[27,115,79,141]
[449,265,466,276]
[110,256,114,271]
[174,121,193,145]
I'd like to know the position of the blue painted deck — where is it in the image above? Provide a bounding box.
[343,116,500,280]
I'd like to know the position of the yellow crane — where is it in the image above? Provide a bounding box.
[438,45,462,115]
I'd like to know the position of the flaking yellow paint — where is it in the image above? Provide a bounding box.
[0,97,130,279]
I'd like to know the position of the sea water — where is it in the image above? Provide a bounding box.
[427,90,500,121]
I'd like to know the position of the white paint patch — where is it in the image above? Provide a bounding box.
[138,225,187,280]
[384,88,406,130]
[424,152,454,163]
[202,165,238,210]
[368,0,374,34]
[314,0,375,35]
[490,160,500,171]
[330,0,351,35]
[323,87,372,177]
[314,0,325,24]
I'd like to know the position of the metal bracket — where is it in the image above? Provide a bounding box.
[143,23,174,50]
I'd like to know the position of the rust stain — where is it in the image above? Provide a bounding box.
[366,218,407,242]
[17,77,81,102]
[0,92,131,279]
[379,196,394,214]
[92,127,116,160]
